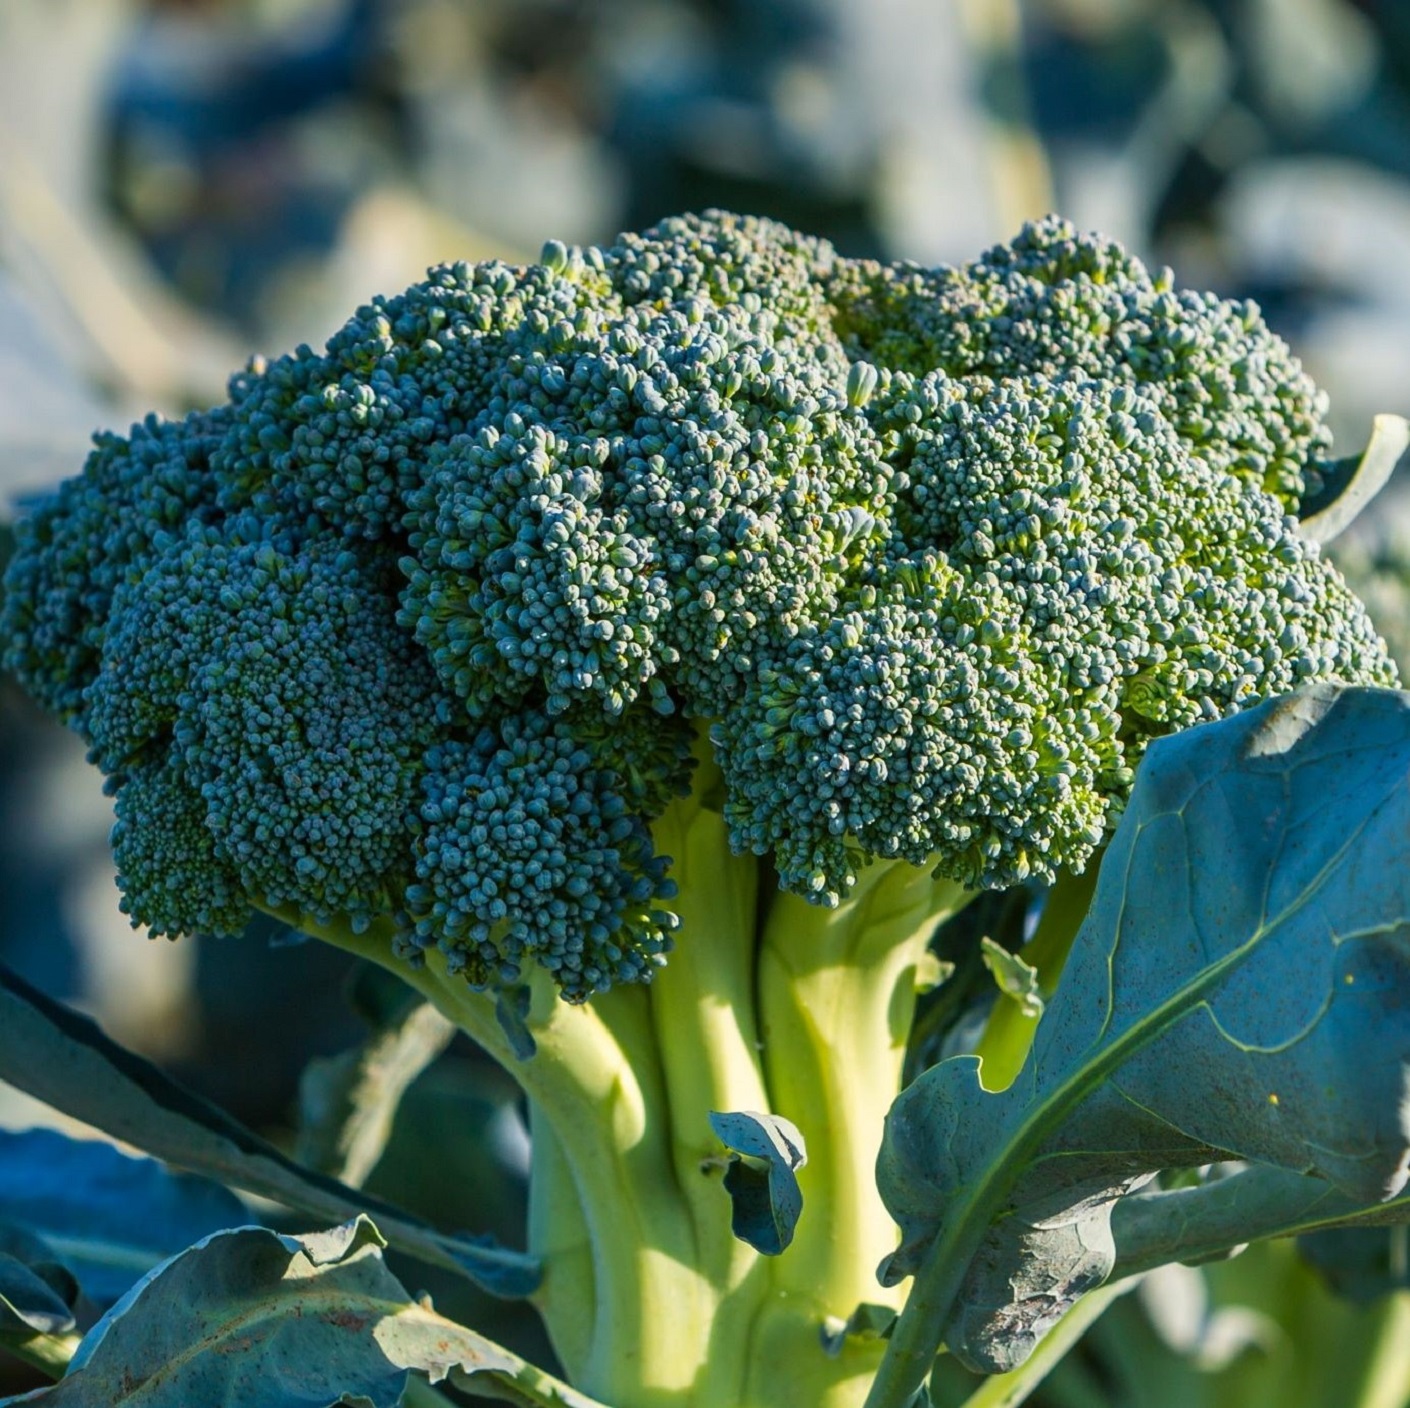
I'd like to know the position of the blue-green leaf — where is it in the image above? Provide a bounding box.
[0,963,540,1298]
[709,1109,807,1255]
[494,983,537,1062]
[876,684,1410,1384]
[0,1241,74,1337]
[1298,1226,1410,1303]
[1110,1163,1410,1278]
[0,1218,604,1408]
[0,1129,244,1307]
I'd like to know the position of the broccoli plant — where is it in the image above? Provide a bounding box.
[4,212,1410,1408]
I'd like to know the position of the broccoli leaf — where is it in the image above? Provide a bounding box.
[1298,1226,1410,1303]
[1299,413,1410,543]
[979,937,1045,1020]
[0,1231,76,1338]
[708,1110,807,1256]
[0,1128,244,1307]
[875,683,1410,1382]
[1110,1164,1410,1279]
[0,964,540,1299]
[296,968,455,1189]
[0,1218,605,1408]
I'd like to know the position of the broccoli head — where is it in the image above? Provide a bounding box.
[2,212,1395,999]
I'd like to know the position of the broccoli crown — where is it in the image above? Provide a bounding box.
[1,212,1395,996]
[1328,508,1410,677]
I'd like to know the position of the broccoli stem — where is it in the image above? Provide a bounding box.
[642,770,776,1405]
[265,907,707,1403]
[747,867,972,1402]
[402,971,716,1406]
[971,865,1098,1091]
[525,1107,596,1378]
[268,818,975,1408]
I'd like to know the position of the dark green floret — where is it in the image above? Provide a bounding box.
[1,210,1395,999]
[86,516,457,936]
[111,756,252,942]
[4,408,227,723]
[404,710,689,1001]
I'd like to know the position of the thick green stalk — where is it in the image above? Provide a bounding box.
[525,1106,596,1381]
[272,836,975,1408]
[270,908,709,1407]
[646,780,775,1405]
[750,866,973,1405]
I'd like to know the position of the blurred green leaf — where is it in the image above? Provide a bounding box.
[297,968,454,1190]
[0,1253,73,1339]
[1299,1226,1410,1304]
[0,963,539,1299]
[1300,414,1410,544]
[0,1129,243,1308]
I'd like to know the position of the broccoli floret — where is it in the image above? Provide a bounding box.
[404,708,692,1000]
[4,408,228,723]
[828,216,1331,504]
[715,373,1385,898]
[84,515,456,937]
[1,210,1395,1000]
[110,756,252,941]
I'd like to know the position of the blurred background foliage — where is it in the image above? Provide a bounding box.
[2,0,1410,1401]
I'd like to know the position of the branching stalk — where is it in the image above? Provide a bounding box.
[273,840,977,1408]
[750,867,972,1403]
[268,907,706,1406]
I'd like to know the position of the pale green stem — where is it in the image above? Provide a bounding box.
[266,838,975,1408]
[646,783,776,1406]
[750,866,973,1406]
[526,1105,596,1381]
[262,905,705,1407]
[952,1278,1135,1408]
[972,866,1098,1092]
[1352,1292,1410,1408]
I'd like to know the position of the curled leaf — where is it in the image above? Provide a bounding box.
[708,1110,807,1256]
[979,938,1044,1019]
[1,1218,604,1408]
[1299,414,1409,543]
